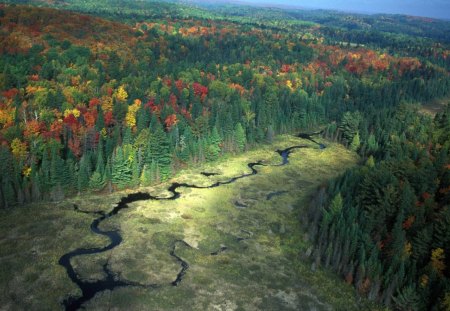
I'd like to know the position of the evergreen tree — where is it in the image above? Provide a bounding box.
[104,156,113,193]
[140,164,152,186]
[77,155,90,194]
[95,104,105,132]
[147,123,171,180]
[339,111,362,145]
[50,145,65,201]
[367,133,379,154]
[350,131,361,152]
[266,125,274,144]
[131,150,140,187]
[205,127,222,162]
[89,171,105,191]
[234,122,246,152]
[89,142,106,191]
[111,146,132,189]
[40,149,51,195]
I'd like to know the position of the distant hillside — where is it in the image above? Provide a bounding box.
[0,4,138,54]
[5,0,450,44]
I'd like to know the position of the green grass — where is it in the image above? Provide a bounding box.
[0,135,372,310]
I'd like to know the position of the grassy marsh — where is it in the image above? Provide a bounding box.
[0,135,366,310]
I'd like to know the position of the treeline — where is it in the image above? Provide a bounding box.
[308,104,450,309]
[0,4,449,210]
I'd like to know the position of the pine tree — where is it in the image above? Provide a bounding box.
[0,147,15,207]
[131,150,140,187]
[147,123,172,180]
[339,111,362,145]
[112,146,132,189]
[140,165,152,186]
[77,155,90,194]
[50,145,65,201]
[89,171,105,192]
[366,155,375,168]
[104,156,113,193]
[205,127,221,161]
[30,163,42,202]
[392,285,421,311]
[151,160,159,183]
[234,122,246,152]
[95,104,105,132]
[266,125,274,144]
[40,149,51,194]
[350,131,361,152]
[136,106,151,132]
[367,133,379,154]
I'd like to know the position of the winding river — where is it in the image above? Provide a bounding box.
[59,133,324,310]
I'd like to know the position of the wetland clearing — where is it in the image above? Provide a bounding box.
[0,135,364,310]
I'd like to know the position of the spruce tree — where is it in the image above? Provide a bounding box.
[89,171,105,191]
[77,155,90,194]
[140,165,152,186]
[131,150,140,187]
[50,145,65,200]
[266,125,274,144]
[234,122,246,152]
[112,146,132,189]
[350,131,361,152]
[95,104,105,132]
[89,142,106,191]
[147,123,171,180]
[104,156,113,193]
[207,127,222,161]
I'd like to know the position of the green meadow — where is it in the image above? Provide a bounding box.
[0,135,371,310]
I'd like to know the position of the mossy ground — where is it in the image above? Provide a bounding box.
[0,135,372,310]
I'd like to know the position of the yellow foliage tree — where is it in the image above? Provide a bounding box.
[100,96,113,112]
[22,166,32,178]
[115,85,128,102]
[64,108,81,118]
[404,241,412,258]
[286,80,294,91]
[431,248,446,276]
[11,138,28,160]
[0,108,15,128]
[125,99,141,129]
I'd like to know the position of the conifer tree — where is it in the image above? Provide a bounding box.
[131,150,140,187]
[350,131,361,152]
[266,125,274,144]
[95,104,105,132]
[147,123,171,180]
[77,155,90,194]
[104,156,113,193]
[38,148,52,196]
[140,165,152,186]
[234,122,246,152]
[112,146,132,189]
[89,171,105,191]
[89,142,106,191]
[50,145,65,200]
[206,127,222,161]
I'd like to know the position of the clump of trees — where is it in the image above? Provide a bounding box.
[308,105,450,310]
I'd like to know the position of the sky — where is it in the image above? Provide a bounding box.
[233,0,450,20]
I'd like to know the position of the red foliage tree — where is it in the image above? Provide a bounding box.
[164,114,178,130]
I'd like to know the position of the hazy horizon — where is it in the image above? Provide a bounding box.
[218,0,450,20]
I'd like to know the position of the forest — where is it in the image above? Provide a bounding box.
[0,0,449,310]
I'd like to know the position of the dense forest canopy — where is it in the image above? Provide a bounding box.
[0,0,449,309]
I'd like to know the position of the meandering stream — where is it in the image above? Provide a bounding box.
[59,134,324,310]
